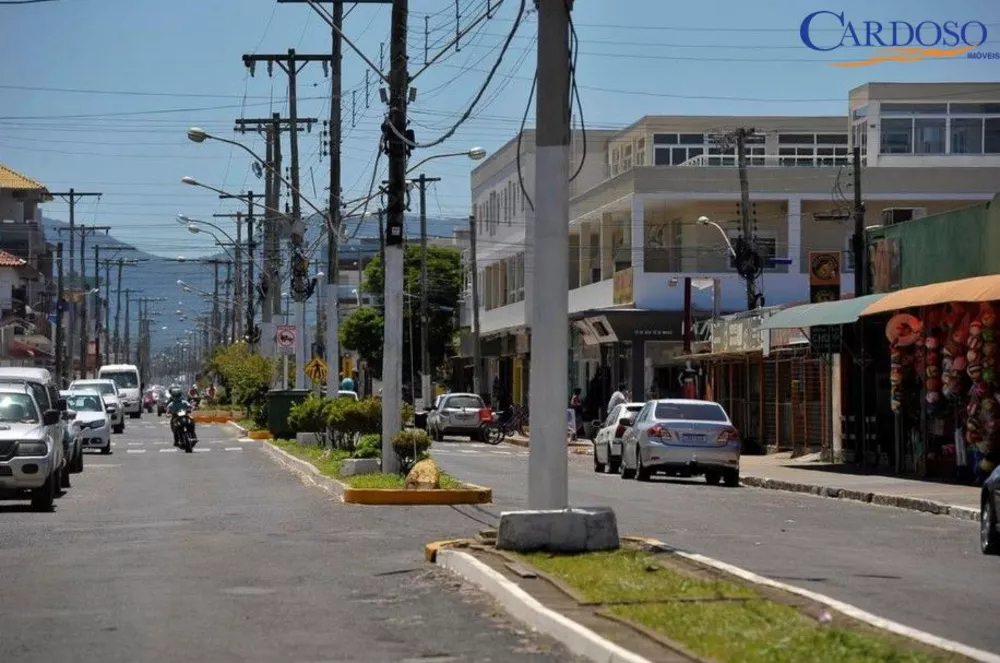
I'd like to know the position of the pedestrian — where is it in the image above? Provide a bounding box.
[607,382,628,413]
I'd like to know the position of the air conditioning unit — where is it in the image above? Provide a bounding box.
[881,207,927,226]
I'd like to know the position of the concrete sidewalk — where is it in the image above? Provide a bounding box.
[739,453,982,520]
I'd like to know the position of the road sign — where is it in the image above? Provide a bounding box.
[305,357,328,384]
[276,325,296,355]
[811,325,842,354]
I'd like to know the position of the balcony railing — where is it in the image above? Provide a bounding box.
[678,154,847,168]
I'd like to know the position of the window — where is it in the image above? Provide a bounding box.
[727,232,778,270]
[635,137,646,165]
[881,119,914,154]
[778,133,816,145]
[0,394,40,423]
[444,395,484,410]
[679,133,704,145]
[986,118,1000,154]
[914,118,946,154]
[654,401,728,422]
[103,371,139,389]
[653,133,678,145]
[852,105,868,121]
[622,144,633,170]
[951,103,1000,115]
[881,103,948,115]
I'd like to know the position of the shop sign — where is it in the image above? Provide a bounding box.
[810,325,842,354]
[768,326,810,350]
[711,314,766,354]
[613,268,634,305]
[633,328,677,339]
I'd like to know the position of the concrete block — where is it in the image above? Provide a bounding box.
[496,507,620,553]
[339,458,380,477]
[295,432,326,446]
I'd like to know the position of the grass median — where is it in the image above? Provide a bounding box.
[271,439,461,489]
[521,549,965,663]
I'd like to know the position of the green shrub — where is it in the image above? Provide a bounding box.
[353,433,382,459]
[391,429,431,473]
[288,393,331,434]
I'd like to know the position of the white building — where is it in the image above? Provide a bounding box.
[460,82,1000,407]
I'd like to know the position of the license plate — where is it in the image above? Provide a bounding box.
[681,433,707,444]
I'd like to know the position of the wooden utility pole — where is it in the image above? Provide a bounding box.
[219,192,259,349]
[852,146,867,465]
[50,189,101,376]
[57,223,110,377]
[55,242,64,386]
[213,211,245,341]
[732,127,760,310]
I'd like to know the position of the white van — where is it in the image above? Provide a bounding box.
[98,364,142,418]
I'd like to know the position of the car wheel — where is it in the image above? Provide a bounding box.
[635,453,651,482]
[620,447,635,480]
[593,446,605,473]
[130,412,141,420]
[705,471,721,485]
[102,443,112,455]
[113,424,124,434]
[608,455,620,475]
[60,467,71,489]
[723,469,740,488]
[31,470,57,511]
[981,495,1000,555]
[74,451,84,473]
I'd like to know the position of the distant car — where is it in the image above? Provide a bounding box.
[65,391,112,455]
[337,390,359,401]
[69,380,125,434]
[981,465,1000,555]
[427,393,487,442]
[620,399,741,486]
[98,364,142,419]
[592,402,644,474]
[143,389,157,413]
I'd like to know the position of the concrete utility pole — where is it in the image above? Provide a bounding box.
[414,174,441,404]
[57,223,110,377]
[721,127,762,310]
[122,289,137,362]
[218,191,260,350]
[852,145,867,465]
[223,260,233,343]
[468,214,481,395]
[326,0,345,398]
[55,242,64,385]
[527,0,572,511]
[380,0,409,473]
[50,189,101,377]
[96,247,136,366]
[111,258,141,363]
[213,211,244,340]
[243,51,331,388]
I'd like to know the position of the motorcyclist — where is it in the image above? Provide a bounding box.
[167,387,197,447]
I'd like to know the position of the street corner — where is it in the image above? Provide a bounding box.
[247,429,272,440]
[424,537,479,563]
[343,483,493,506]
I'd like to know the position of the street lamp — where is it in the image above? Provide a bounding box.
[405,147,486,173]
[697,216,736,258]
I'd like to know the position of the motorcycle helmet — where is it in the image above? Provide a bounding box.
[169,386,183,399]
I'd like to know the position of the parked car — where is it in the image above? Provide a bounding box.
[0,367,79,481]
[156,389,168,416]
[620,398,741,486]
[98,363,142,419]
[0,384,65,510]
[427,393,488,442]
[65,391,112,455]
[70,379,125,434]
[981,465,1000,555]
[592,402,644,474]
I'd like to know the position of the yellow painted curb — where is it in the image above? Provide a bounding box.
[248,430,272,440]
[343,484,492,506]
[424,538,473,563]
[193,415,232,424]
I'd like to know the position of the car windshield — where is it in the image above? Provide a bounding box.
[0,394,40,423]
[654,402,728,422]
[75,382,116,396]
[446,396,483,409]
[68,394,104,412]
[104,371,139,389]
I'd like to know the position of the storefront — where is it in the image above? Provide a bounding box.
[858,274,1000,482]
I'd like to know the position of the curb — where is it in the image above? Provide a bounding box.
[261,441,493,506]
[261,442,346,500]
[435,548,651,663]
[344,484,492,506]
[739,474,980,522]
[227,420,249,435]
[506,436,594,454]
[628,536,1000,663]
[247,430,272,440]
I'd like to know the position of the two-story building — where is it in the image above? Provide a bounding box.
[0,161,55,364]
[462,82,1000,409]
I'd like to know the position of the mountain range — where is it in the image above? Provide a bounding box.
[40,214,468,351]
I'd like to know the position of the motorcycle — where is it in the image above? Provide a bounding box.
[172,409,197,453]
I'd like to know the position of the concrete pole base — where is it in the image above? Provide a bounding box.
[495,506,620,553]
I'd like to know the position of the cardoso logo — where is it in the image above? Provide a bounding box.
[800,11,993,66]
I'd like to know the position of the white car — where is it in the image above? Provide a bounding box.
[337,390,359,401]
[0,384,65,511]
[427,393,487,442]
[99,364,142,419]
[69,380,125,434]
[592,402,644,474]
[65,391,112,455]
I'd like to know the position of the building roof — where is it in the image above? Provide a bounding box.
[0,249,27,267]
[0,162,49,194]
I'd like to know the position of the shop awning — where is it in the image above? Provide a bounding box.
[761,293,888,330]
[860,274,1000,317]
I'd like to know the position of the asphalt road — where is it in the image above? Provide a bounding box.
[431,438,1000,654]
[0,418,576,663]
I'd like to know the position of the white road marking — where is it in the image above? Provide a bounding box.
[459,449,478,454]
[238,437,253,443]
[126,449,146,454]
[159,448,178,453]
[87,463,122,468]
[127,442,143,446]
[224,447,243,451]
[194,448,211,452]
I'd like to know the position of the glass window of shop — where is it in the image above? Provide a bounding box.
[877,102,1000,155]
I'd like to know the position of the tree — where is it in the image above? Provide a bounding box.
[341,244,463,382]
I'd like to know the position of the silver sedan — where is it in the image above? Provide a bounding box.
[620,398,741,486]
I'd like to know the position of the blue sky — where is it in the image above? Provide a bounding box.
[0,0,997,259]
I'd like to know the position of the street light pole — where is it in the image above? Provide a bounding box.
[416,173,441,406]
